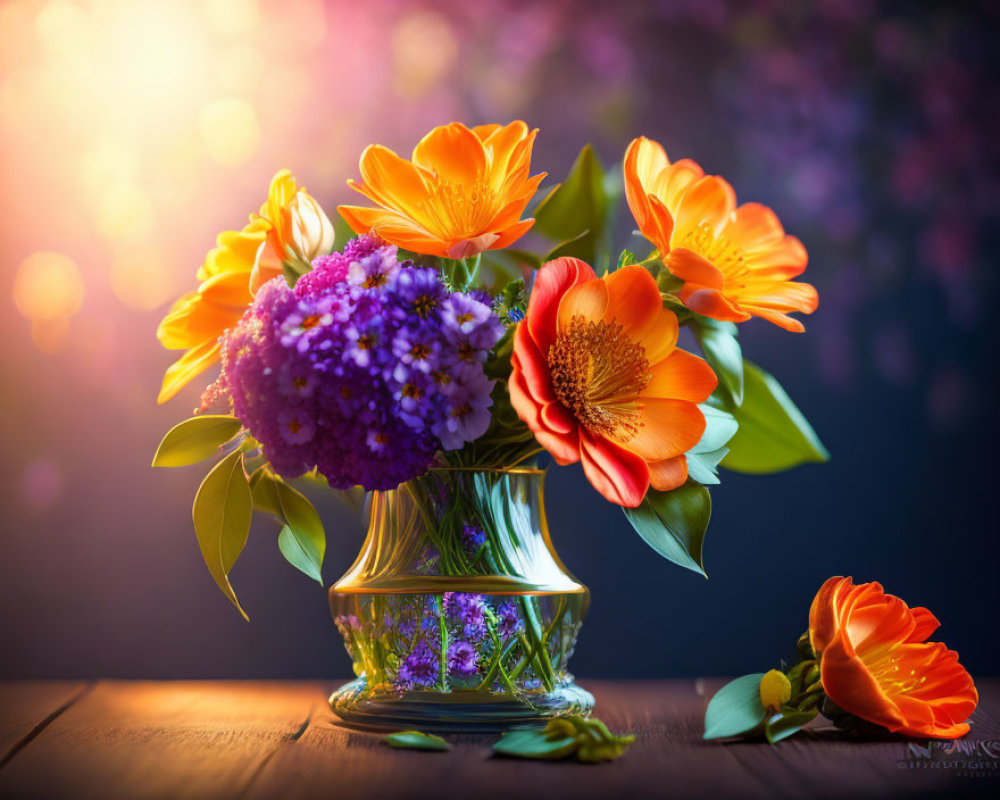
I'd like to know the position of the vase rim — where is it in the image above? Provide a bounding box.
[425,465,546,475]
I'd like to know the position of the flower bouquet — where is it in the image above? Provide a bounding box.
[153,121,827,730]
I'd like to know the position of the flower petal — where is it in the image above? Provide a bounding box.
[602,265,662,340]
[579,428,649,507]
[157,341,220,404]
[557,277,608,331]
[357,144,430,216]
[642,349,717,402]
[682,287,752,323]
[664,247,724,290]
[809,576,852,655]
[411,122,487,186]
[513,323,556,404]
[907,607,941,643]
[672,175,735,242]
[527,257,597,355]
[635,307,679,366]
[647,455,688,492]
[623,398,706,461]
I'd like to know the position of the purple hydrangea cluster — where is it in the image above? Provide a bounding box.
[397,641,439,688]
[218,235,504,490]
[444,592,487,641]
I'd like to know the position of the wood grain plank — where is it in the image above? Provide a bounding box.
[0,681,90,766]
[0,681,323,800]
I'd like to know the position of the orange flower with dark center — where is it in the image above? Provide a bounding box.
[624,136,818,332]
[510,257,718,507]
[338,121,544,259]
[809,576,978,739]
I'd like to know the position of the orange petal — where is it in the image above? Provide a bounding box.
[157,341,220,404]
[534,425,580,466]
[488,217,535,251]
[723,202,786,250]
[742,236,809,281]
[481,121,531,184]
[541,401,575,434]
[642,349,717,402]
[809,576,852,655]
[648,455,688,492]
[672,175,736,242]
[579,428,649,507]
[527,257,597,355]
[602,265,662,340]
[411,122,487,186]
[472,123,502,141]
[624,398,706,461]
[635,307,680,366]
[907,607,941,643]
[358,144,431,217]
[820,629,907,733]
[624,137,668,233]
[739,280,819,314]
[742,306,806,333]
[641,194,675,254]
[198,270,254,307]
[157,293,244,350]
[652,158,705,218]
[557,277,608,331]
[682,287,752,323]
[664,247,724,290]
[513,323,556,405]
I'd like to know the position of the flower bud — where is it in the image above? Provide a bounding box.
[759,669,792,712]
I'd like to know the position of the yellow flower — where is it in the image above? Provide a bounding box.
[338,121,544,259]
[759,669,792,713]
[157,170,332,403]
[249,169,335,293]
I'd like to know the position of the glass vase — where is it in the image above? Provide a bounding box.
[328,467,594,732]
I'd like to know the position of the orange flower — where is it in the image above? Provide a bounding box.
[510,257,718,507]
[157,170,331,403]
[338,121,544,260]
[624,136,818,333]
[809,576,978,739]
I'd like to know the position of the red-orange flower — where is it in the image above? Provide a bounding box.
[624,136,818,333]
[510,258,718,507]
[809,576,978,739]
[338,121,544,259]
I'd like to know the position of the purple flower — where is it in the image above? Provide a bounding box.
[461,522,487,554]
[217,236,499,491]
[497,601,522,639]
[444,592,487,641]
[446,641,478,677]
[398,642,439,689]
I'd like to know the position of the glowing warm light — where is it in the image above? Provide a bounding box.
[13,252,85,322]
[35,1,90,56]
[199,97,261,166]
[109,248,178,311]
[392,11,458,97]
[79,144,140,199]
[95,184,154,241]
[205,0,260,37]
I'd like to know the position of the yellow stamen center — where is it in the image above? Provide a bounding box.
[412,294,438,317]
[419,176,500,239]
[287,419,302,434]
[677,223,750,290]
[548,315,651,440]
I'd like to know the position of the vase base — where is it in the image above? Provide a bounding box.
[329,677,595,733]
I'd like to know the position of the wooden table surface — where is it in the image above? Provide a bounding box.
[1,680,997,799]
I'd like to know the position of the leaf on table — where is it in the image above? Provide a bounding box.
[492,730,578,760]
[152,415,242,468]
[704,674,767,740]
[765,708,819,744]
[383,731,451,751]
[722,361,829,474]
[192,450,252,620]
[623,480,711,576]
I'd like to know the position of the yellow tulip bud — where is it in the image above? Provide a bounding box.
[760,669,792,712]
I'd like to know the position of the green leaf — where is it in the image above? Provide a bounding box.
[533,145,606,263]
[192,451,252,620]
[492,730,578,760]
[722,361,829,474]
[543,229,595,263]
[152,415,242,468]
[692,318,744,406]
[686,405,739,486]
[765,708,818,744]
[617,249,637,269]
[250,468,325,584]
[704,674,767,740]
[383,731,451,751]
[623,480,711,576]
